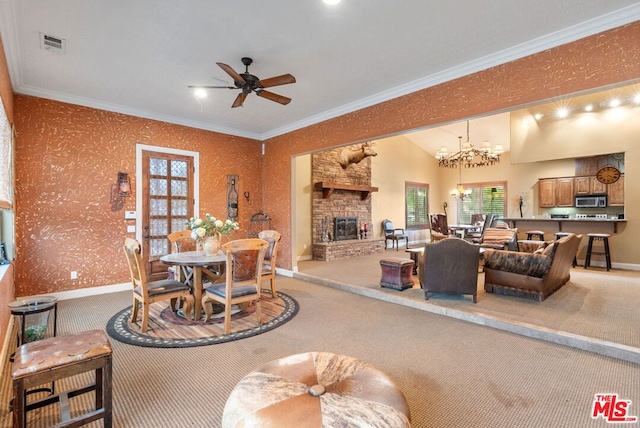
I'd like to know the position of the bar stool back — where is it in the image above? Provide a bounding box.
[525,230,545,240]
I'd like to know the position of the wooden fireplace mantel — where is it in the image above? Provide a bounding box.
[314,182,379,200]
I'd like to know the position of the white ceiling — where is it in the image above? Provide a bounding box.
[1,1,639,142]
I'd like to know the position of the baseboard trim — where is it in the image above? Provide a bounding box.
[17,282,131,301]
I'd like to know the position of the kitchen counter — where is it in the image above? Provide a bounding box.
[499,217,626,233]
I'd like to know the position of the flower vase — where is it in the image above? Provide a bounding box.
[203,233,221,256]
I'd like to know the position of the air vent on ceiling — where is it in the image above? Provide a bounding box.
[39,32,66,54]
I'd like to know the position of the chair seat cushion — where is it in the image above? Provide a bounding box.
[134,279,190,297]
[205,283,258,299]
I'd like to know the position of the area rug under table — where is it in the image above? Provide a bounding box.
[106,292,299,348]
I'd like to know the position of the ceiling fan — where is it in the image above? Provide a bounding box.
[189,57,296,108]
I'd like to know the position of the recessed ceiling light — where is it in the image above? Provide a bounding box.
[194,89,207,98]
[633,94,640,104]
[323,0,341,4]
[534,113,543,120]
[608,99,621,108]
[556,108,569,118]
[584,104,593,112]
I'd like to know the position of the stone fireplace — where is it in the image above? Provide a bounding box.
[311,146,385,261]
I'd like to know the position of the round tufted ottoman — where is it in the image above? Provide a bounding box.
[222,351,411,427]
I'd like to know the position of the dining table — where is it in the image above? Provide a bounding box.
[160,251,226,320]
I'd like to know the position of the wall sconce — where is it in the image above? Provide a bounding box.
[111,172,131,204]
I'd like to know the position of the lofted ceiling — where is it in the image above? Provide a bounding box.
[0,1,639,142]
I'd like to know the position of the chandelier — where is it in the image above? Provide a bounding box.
[435,120,504,168]
[450,165,472,200]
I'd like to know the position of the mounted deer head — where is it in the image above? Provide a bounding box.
[338,142,377,169]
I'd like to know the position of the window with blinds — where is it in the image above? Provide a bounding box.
[456,182,506,224]
[405,182,429,229]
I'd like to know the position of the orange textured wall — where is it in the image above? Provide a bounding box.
[13,96,261,296]
[264,22,640,270]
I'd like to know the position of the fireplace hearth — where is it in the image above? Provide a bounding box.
[334,217,358,241]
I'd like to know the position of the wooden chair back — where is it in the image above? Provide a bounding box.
[167,230,196,253]
[202,238,268,333]
[258,230,282,295]
[123,237,148,297]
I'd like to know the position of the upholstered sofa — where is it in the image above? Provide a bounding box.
[483,233,582,301]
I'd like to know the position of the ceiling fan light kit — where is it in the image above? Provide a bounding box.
[189,57,296,108]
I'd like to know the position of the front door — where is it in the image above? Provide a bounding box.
[141,150,195,279]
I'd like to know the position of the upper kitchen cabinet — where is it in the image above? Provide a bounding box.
[575,176,607,195]
[607,174,625,206]
[538,178,574,207]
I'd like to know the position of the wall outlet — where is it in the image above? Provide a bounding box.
[70,271,78,280]
[127,225,136,233]
[303,244,307,249]
[124,211,136,219]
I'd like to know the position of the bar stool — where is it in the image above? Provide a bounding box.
[584,233,612,271]
[525,230,545,241]
[12,329,113,427]
[555,232,577,267]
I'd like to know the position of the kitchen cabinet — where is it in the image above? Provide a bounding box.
[538,178,574,207]
[607,174,624,206]
[575,176,607,195]
[539,179,556,207]
[575,155,608,176]
[556,178,574,207]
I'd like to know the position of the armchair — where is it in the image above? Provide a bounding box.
[382,219,408,251]
[418,238,480,303]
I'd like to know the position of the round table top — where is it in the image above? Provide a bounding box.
[8,296,58,314]
[160,250,226,266]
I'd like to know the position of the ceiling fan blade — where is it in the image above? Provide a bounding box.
[259,74,296,88]
[188,85,237,89]
[256,90,291,105]
[217,62,246,84]
[232,92,248,108]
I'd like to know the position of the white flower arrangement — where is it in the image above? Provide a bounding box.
[185,213,240,240]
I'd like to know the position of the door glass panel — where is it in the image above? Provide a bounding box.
[150,158,167,175]
[172,218,187,233]
[171,160,187,178]
[171,199,187,216]
[150,178,168,196]
[150,199,168,216]
[171,180,187,196]
[150,219,168,236]
[150,238,168,257]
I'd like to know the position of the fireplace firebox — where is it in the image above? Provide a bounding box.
[334,217,359,241]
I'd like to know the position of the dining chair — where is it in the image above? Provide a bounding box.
[167,230,196,284]
[123,238,194,333]
[257,230,282,296]
[382,219,408,250]
[201,238,268,334]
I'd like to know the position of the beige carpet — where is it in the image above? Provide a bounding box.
[296,249,640,350]
[1,277,639,427]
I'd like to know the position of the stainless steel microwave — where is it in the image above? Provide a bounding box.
[575,195,607,208]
